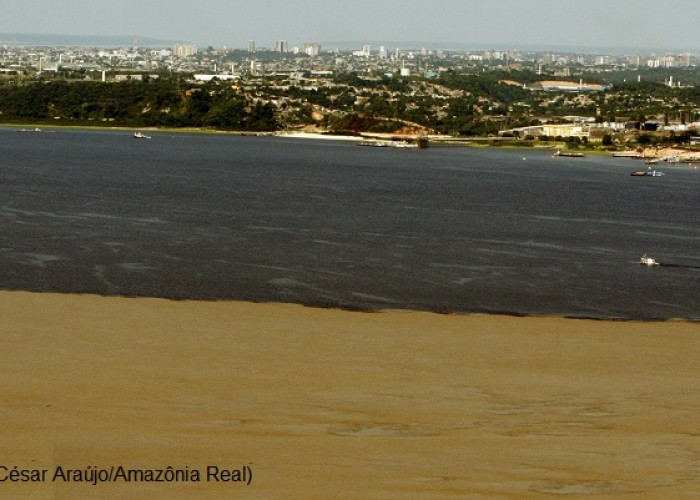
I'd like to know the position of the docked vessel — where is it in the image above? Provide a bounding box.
[358,140,418,148]
[639,254,659,266]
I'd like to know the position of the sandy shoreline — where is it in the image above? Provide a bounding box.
[1,291,700,497]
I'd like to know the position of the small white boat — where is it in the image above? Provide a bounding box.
[552,150,584,157]
[640,254,659,266]
[630,170,665,177]
[133,132,151,139]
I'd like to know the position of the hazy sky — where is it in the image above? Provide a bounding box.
[2,0,699,51]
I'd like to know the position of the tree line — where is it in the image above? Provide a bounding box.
[0,79,278,131]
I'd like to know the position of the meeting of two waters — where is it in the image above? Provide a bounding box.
[1,127,698,320]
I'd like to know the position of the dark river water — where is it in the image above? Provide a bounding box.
[1,127,698,319]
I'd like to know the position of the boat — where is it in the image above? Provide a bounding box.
[630,170,664,176]
[552,150,584,157]
[640,254,659,266]
[357,140,418,148]
[133,132,151,139]
[613,151,643,158]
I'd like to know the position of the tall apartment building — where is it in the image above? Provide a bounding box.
[353,45,371,57]
[302,43,320,57]
[172,44,197,57]
[275,40,288,53]
[247,40,256,52]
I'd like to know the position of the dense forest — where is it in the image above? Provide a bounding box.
[0,79,278,131]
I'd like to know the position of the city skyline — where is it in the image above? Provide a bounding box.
[2,0,700,52]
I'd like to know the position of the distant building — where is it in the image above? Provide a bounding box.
[247,40,255,53]
[628,55,641,67]
[172,44,197,57]
[194,74,240,82]
[528,80,606,92]
[500,123,591,139]
[660,54,676,67]
[353,45,371,58]
[302,43,320,57]
[275,40,288,53]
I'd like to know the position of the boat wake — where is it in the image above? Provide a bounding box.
[659,263,700,271]
[639,254,700,270]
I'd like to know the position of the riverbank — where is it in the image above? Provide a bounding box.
[0,122,603,152]
[2,291,699,497]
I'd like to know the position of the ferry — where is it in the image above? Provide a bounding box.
[640,254,659,266]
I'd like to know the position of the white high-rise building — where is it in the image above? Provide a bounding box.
[247,40,256,52]
[353,45,371,57]
[303,43,320,57]
[379,46,387,59]
[172,44,197,57]
[275,40,288,53]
